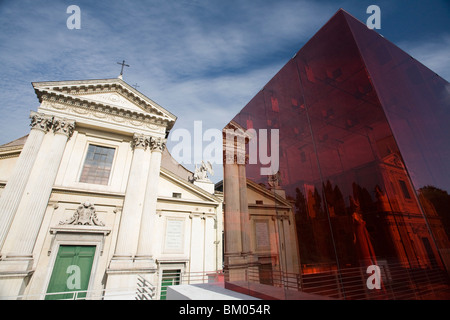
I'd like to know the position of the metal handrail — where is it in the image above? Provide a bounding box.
[1,270,224,300]
[224,262,450,300]
[0,286,139,300]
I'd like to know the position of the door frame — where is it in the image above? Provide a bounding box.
[45,244,97,300]
[43,226,110,300]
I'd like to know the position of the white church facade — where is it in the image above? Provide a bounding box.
[0,77,223,299]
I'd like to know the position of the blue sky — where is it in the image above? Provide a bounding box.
[0,0,449,182]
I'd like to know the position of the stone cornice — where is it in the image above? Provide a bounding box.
[36,88,175,130]
[51,186,125,199]
[32,78,177,120]
[157,196,219,208]
[0,147,22,157]
[49,224,111,236]
[32,78,177,134]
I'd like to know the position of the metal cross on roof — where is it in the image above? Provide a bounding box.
[117,60,130,76]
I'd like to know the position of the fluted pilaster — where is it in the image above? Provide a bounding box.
[113,133,151,259]
[135,137,166,260]
[4,117,75,257]
[0,112,53,251]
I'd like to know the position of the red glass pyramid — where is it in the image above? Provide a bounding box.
[224,9,450,300]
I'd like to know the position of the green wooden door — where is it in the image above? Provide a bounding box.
[45,245,96,300]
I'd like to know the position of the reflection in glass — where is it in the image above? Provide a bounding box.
[222,9,450,300]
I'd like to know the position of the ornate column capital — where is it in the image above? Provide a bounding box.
[29,111,53,133]
[130,134,167,152]
[223,147,248,165]
[236,148,247,165]
[149,137,166,152]
[223,145,238,165]
[131,133,150,150]
[53,117,76,138]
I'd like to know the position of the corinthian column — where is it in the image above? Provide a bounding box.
[3,117,75,258]
[112,134,150,260]
[135,137,166,262]
[0,112,53,251]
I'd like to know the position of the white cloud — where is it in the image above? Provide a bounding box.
[3,0,333,183]
[2,1,447,183]
[162,63,284,183]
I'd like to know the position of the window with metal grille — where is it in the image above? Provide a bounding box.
[79,144,115,185]
[160,269,181,300]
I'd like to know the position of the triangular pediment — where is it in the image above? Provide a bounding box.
[32,78,177,129]
[382,153,405,169]
[246,179,292,208]
[159,167,221,204]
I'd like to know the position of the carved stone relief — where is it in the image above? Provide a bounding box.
[149,137,166,152]
[53,118,76,138]
[131,133,150,150]
[30,111,53,132]
[59,202,105,226]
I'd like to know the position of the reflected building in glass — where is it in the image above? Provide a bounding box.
[222,9,450,300]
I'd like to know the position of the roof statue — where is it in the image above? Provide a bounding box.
[267,171,281,189]
[193,160,214,182]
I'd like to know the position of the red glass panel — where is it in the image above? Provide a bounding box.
[224,9,450,300]
[345,12,450,274]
